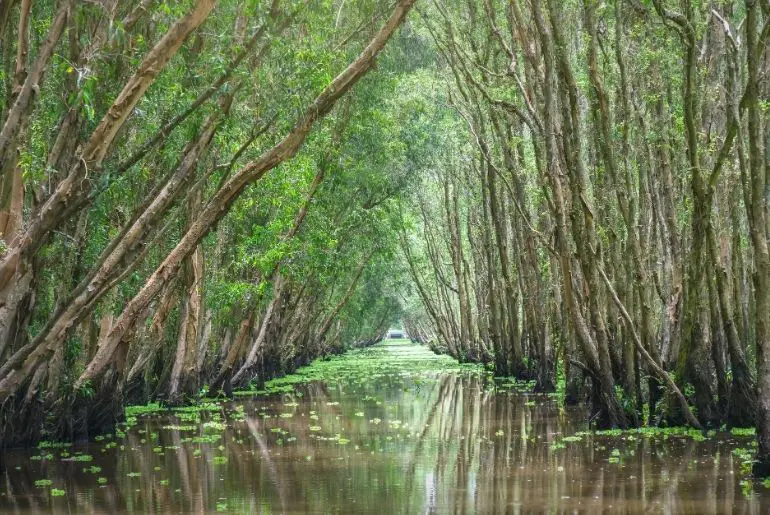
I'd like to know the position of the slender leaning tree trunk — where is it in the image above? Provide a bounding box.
[70,0,418,394]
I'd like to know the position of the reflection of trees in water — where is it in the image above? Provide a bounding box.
[1,374,769,513]
[394,374,769,514]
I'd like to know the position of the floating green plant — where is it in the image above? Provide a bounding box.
[68,454,93,462]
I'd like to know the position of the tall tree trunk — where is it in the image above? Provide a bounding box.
[69,0,417,396]
[745,0,770,477]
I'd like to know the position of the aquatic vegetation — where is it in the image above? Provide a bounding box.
[190,434,222,444]
[4,341,768,512]
[34,479,52,487]
[67,454,93,462]
[37,441,72,449]
[125,403,164,417]
[733,447,757,474]
[234,342,482,399]
[203,421,228,431]
[50,489,65,497]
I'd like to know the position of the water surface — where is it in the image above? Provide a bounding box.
[1,341,768,513]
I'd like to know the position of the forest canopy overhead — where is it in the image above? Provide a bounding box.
[0,0,769,480]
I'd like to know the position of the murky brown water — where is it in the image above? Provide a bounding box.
[1,342,768,513]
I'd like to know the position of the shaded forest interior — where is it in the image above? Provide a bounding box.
[0,0,769,477]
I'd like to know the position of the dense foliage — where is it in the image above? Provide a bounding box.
[396,0,770,477]
[0,0,419,445]
[0,0,768,480]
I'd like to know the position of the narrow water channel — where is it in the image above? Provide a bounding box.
[1,340,768,513]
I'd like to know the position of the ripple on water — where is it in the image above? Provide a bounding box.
[1,340,768,513]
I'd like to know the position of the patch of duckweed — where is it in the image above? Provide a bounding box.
[592,426,710,440]
[174,402,221,413]
[741,479,754,498]
[550,426,717,451]
[203,421,227,431]
[50,488,65,497]
[733,447,757,474]
[34,479,52,487]
[125,402,164,417]
[37,441,72,449]
[67,454,93,462]
[234,340,481,398]
[496,378,537,392]
[161,425,198,431]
